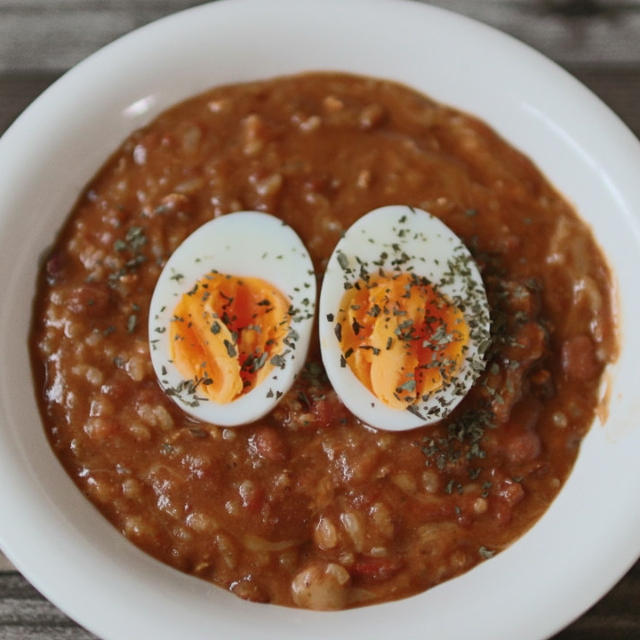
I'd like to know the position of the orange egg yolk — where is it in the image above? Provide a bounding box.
[169,272,290,404]
[336,272,469,409]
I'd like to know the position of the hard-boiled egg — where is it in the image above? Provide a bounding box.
[319,205,490,431]
[149,211,316,426]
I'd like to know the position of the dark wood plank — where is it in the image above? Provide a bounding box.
[0,572,96,639]
[0,72,63,135]
[2,0,640,71]
[554,561,640,640]
[0,563,639,639]
[572,65,640,135]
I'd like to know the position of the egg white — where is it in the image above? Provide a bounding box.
[149,211,316,426]
[319,205,490,431]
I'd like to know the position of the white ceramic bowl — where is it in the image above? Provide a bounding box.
[1,1,639,638]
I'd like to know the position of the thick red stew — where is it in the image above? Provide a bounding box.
[31,73,616,609]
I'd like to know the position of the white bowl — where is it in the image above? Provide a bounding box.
[1,1,639,638]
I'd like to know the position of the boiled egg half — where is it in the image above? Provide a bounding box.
[149,212,316,426]
[319,205,490,431]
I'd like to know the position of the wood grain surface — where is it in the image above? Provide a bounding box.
[1,1,639,639]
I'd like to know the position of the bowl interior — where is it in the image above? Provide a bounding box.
[1,1,639,639]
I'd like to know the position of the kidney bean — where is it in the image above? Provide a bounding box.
[562,334,599,381]
[502,399,542,464]
[496,479,525,507]
[45,252,66,283]
[351,556,403,582]
[312,391,350,428]
[252,427,288,462]
[66,284,112,316]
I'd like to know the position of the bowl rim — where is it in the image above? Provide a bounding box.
[1,1,640,639]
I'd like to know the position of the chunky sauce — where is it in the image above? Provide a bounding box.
[31,73,616,609]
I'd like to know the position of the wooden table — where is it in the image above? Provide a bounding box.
[1,1,638,638]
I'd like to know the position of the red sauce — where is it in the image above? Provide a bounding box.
[30,73,616,609]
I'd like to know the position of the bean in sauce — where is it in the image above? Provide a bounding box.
[30,72,616,609]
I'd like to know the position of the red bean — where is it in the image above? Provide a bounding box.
[252,427,288,462]
[312,391,349,428]
[504,429,541,465]
[493,501,513,525]
[496,479,525,507]
[66,284,112,316]
[45,252,66,283]
[351,556,402,582]
[238,480,265,513]
[100,373,131,402]
[562,334,599,381]
[502,399,542,464]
